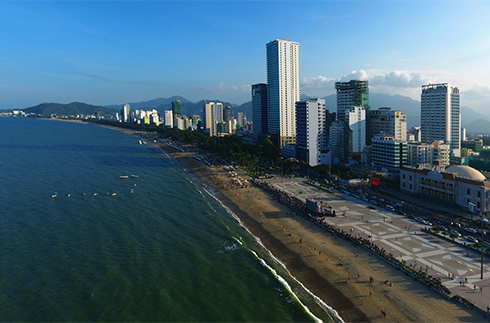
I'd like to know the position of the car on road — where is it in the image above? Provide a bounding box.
[465,236,478,243]
[367,205,376,210]
[477,229,487,235]
[438,225,448,232]
[450,230,462,237]
[370,200,378,205]
[379,198,385,202]
[398,210,407,216]
[385,205,395,211]
[415,217,431,225]
[464,227,477,234]
[432,216,440,221]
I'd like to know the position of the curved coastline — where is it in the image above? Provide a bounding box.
[88,124,485,323]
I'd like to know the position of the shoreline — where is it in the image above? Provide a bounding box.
[79,122,485,322]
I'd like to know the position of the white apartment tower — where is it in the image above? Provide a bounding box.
[295,98,328,166]
[266,39,300,146]
[164,110,173,128]
[347,107,366,153]
[122,103,130,123]
[421,83,461,157]
[204,102,223,137]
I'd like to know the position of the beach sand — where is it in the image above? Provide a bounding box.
[159,145,484,323]
[90,124,484,323]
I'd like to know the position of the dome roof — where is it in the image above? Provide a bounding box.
[445,165,486,181]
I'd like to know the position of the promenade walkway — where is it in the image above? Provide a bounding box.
[269,177,490,316]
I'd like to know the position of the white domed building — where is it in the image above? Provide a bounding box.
[400,162,490,214]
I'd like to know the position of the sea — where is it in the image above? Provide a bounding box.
[0,117,339,322]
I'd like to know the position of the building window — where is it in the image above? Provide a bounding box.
[467,189,470,195]
[478,191,481,198]
[410,184,412,190]
[403,174,406,180]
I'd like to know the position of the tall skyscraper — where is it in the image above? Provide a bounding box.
[164,110,173,128]
[266,39,300,146]
[204,102,223,137]
[335,80,369,120]
[121,103,130,123]
[224,106,232,121]
[172,100,182,129]
[421,83,460,157]
[252,83,268,140]
[295,98,328,166]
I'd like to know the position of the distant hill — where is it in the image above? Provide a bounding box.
[461,106,489,128]
[106,97,250,119]
[24,102,117,117]
[465,119,490,134]
[104,96,188,111]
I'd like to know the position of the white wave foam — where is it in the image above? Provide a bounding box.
[204,190,344,323]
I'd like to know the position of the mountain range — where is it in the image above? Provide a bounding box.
[17,93,490,133]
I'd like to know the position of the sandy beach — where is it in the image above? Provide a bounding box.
[164,149,489,322]
[94,124,484,323]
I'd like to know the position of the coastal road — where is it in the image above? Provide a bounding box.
[267,177,490,313]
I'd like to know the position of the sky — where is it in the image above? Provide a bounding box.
[1,1,490,115]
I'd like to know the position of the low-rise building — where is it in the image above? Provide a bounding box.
[400,164,490,214]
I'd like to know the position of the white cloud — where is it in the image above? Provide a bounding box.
[340,69,369,82]
[301,76,337,95]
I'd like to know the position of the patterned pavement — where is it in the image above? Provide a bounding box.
[269,177,490,313]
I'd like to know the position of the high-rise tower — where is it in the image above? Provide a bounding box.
[266,39,300,146]
[421,83,460,157]
[335,80,369,120]
[172,100,182,129]
[252,83,268,140]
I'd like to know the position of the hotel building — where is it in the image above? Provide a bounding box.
[266,39,300,146]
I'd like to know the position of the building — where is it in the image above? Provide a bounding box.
[462,139,483,153]
[224,106,232,121]
[400,164,490,214]
[347,106,366,153]
[266,39,300,146]
[372,133,407,173]
[421,83,461,157]
[252,84,268,141]
[121,104,130,123]
[204,102,223,137]
[295,98,329,166]
[164,110,173,128]
[335,80,369,121]
[367,107,407,144]
[408,126,422,143]
[237,112,244,128]
[407,142,430,167]
[429,141,450,165]
[172,100,182,129]
[328,121,348,164]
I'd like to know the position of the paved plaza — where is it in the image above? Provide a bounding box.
[269,177,490,313]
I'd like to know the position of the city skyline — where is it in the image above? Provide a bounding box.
[1,1,490,116]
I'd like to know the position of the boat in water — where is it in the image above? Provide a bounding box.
[131,175,138,178]
[120,175,129,179]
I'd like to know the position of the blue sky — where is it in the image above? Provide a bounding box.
[1,1,490,114]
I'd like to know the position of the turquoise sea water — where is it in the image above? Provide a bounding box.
[0,118,336,322]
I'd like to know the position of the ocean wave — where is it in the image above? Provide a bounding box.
[205,190,343,323]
